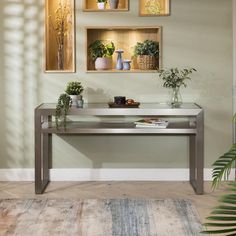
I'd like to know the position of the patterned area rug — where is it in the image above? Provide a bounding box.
[0,199,203,236]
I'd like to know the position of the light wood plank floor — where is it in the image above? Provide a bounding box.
[0,181,231,222]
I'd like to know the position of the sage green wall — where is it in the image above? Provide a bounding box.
[0,0,233,169]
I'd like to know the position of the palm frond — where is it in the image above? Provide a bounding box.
[202,184,236,235]
[212,144,236,189]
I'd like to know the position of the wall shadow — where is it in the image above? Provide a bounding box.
[0,0,42,169]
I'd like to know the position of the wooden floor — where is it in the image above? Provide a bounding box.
[0,181,230,222]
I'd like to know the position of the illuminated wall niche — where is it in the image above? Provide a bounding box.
[86,27,162,73]
[45,0,75,72]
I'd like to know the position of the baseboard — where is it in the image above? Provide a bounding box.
[0,168,235,181]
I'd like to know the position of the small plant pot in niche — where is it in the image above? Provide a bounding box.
[97,2,106,9]
[69,95,82,106]
[137,55,157,70]
[95,57,112,70]
[89,40,115,70]
[123,60,132,70]
[134,40,159,70]
[109,0,119,9]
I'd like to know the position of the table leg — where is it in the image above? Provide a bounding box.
[189,135,196,183]
[196,110,204,194]
[189,111,204,195]
[35,110,50,194]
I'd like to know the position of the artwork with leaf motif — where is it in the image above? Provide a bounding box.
[139,0,170,16]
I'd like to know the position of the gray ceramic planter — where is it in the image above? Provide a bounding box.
[109,0,119,9]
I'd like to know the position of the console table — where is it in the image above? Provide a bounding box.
[35,103,204,194]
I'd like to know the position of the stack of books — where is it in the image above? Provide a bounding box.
[134,118,169,128]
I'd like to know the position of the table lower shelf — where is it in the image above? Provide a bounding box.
[41,121,197,134]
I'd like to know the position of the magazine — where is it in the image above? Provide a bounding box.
[134,118,169,128]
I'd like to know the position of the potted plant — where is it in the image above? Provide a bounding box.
[97,0,107,9]
[55,93,72,129]
[88,40,115,70]
[134,39,159,70]
[55,81,84,129]
[158,68,196,107]
[65,81,84,107]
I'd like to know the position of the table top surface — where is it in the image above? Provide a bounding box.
[36,103,203,116]
[37,103,202,110]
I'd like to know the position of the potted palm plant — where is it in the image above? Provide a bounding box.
[202,139,236,235]
[134,39,159,70]
[88,40,115,70]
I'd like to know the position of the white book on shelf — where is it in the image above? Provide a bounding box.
[134,119,169,129]
[135,125,168,129]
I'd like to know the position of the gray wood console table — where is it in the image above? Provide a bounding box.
[35,103,204,194]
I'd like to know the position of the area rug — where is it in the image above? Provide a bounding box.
[0,199,203,236]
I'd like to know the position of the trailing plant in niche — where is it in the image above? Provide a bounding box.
[65,81,84,95]
[55,93,72,129]
[88,40,115,61]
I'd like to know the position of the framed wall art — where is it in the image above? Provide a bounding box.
[139,0,170,16]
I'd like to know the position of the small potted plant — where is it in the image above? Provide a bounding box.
[55,81,84,129]
[134,39,159,70]
[88,40,115,70]
[65,81,84,107]
[97,0,107,9]
[158,68,196,107]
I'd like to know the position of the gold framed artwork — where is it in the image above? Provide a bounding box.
[45,0,75,72]
[139,0,170,16]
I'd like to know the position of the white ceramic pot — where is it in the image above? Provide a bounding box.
[95,57,112,70]
[97,2,106,9]
[69,95,82,106]
[109,0,119,9]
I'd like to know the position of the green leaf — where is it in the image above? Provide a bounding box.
[202,228,236,234]
[202,183,236,235]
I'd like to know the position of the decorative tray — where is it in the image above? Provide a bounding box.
[108,102,140,108]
